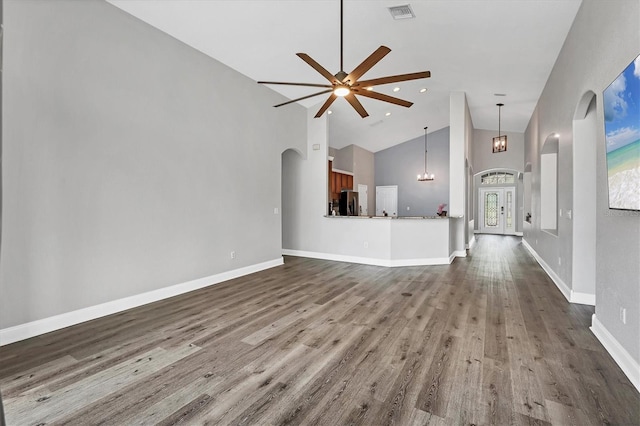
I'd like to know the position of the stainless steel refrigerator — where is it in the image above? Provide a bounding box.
[339,190,359,216]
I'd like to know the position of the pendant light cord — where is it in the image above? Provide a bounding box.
[497,103,503,138]
[424,126,428,174]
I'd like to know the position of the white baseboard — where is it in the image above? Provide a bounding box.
[570,291,596,306]
[590,314,640,392]
[449,250,467,263]
[282,249,451,267]
[0,258,284,347]
[521,239,595,306]
[521,239,572,302]
[466,235,476,250]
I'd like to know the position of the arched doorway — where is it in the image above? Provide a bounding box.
[474,168,521,235]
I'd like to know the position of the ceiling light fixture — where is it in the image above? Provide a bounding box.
[492,103,507,153]
[417,126,435,181]
[393,87,400,92]
[328,110,333,114]
[385,112,392,116]
[333,85,350,97]
[419,88,427,93]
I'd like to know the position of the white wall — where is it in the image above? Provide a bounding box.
[449,92,472,254]
[524,0,639,379]
[572,95,597,297]
[1,0,307,331]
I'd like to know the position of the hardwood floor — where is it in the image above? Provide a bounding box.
[1,235,638,425]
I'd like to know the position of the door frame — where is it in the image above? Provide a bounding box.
[376,185,398,217]
[478,186,516,235]
[357,184,368,216]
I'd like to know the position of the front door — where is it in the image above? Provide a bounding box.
[479,187,516,234]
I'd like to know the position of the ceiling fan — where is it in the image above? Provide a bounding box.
[258,0,431,118]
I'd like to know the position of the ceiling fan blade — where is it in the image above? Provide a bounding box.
[353,89,413,108]
[344,46,391,84]
[258,81,333,89]
[354,71,431,88]
[296,53,339,84]
[273,89,333,108]
[345,93,369,118]
[315,94,338,118]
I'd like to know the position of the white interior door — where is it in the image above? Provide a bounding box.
[479,187,516,235]
[357,184,368,216]
[376,185,398,217]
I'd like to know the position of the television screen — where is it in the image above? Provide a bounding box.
[603,53,640,211]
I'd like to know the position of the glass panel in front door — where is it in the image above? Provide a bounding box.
[485,192,499,227]
[506,190,513,229]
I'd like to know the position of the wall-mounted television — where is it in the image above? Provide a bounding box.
[603,53,640,211]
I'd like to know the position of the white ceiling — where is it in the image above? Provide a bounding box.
[107,0,582,152]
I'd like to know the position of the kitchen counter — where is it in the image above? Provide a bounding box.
[284,214,459,267]
[324,215,457,219]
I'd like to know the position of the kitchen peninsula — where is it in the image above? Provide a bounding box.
[305,214,462,267]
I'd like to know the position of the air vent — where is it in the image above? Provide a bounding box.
[388,4,415,20]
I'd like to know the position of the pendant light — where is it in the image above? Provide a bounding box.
[417,126,434,181]
[492,103,507,153]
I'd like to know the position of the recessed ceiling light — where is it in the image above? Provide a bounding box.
[419,88,427,93]
[328,110,332,115]
[385,112,392,117]
[393,87,400,92]
[366,87,374,91]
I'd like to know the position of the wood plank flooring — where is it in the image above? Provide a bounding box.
[1,235,638,425]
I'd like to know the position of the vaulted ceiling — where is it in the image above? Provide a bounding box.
[108,0,582,152]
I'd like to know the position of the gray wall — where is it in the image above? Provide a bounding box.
[524,0,639,363]
[352,145,375,215]
[472,129,525,175]
[332,145,353,173]
[0,0,306,329]
[375,127,450,217]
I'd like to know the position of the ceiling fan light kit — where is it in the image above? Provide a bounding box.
[258,0,431,118]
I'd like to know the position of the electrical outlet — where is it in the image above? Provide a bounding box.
[620,307,627,324]
[559,208,563,217]
[406,206,410,211]
[567,209,572,219]
[558,257,562,266]
[274,207,279,214]
[230,251,236,259]
[363,241,369,249]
